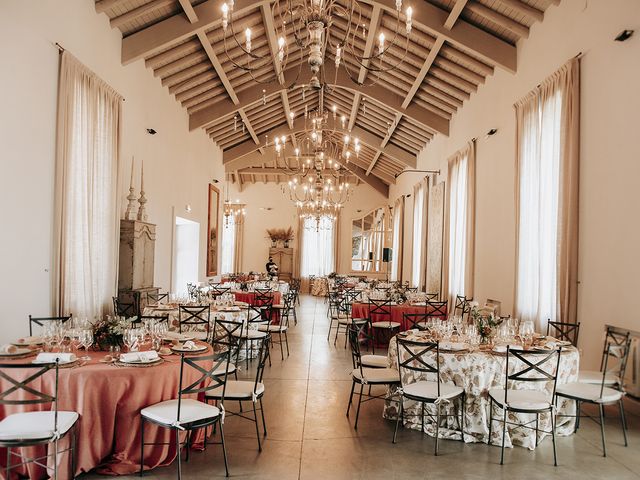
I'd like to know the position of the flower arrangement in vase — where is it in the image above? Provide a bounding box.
[470,303,503,344]
[92,316,133,350]
[266,227,295,247]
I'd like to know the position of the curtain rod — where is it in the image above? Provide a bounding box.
[394,169,440,179]
[53,41,126,101]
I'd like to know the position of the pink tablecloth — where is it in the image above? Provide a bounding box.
[351,303,448,330]
[234,291,281,306]
[0,345,213,478]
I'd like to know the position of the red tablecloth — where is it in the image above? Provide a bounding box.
[233,291,281,306]
[0,345,213,478]
[351,303,447,330]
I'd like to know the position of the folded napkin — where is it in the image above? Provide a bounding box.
[181,341,198,350]
[119,351,159,363]
[34,352,76,363]
[1,345,18,354]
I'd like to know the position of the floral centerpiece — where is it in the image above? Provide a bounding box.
[388,285,408,304]
[92,316,132,350]
[266,227,295,247]
[470,303,503,344]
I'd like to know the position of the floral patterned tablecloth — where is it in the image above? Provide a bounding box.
[383,330,579,450]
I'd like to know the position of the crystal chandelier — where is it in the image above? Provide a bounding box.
[223,174,246,228]
[220,0,413,88]
[299,202,339,232]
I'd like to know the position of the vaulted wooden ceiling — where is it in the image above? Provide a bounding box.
[95,0,557,196]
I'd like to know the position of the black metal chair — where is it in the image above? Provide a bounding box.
[546,319,580,346]
[178,305,211,341]
[555,342,630,457]
[368,299,400,346]
[346,325,400,430]
[259,292,292,360]
[454,295,472,320]
[113,296,139,317]
[210,284,231,299]
[146,291,169,305]
[28,315,72,336]
[0,361,79,479]
[393,338,465,454]
[140,351,232,478]
[488,346,563,466]
[426,300,448,321]
[402,312,430,331]
[205,336,271,452]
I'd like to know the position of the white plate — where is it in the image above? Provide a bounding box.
[120,357,163,365]
[439,342,468,351]
[0,347,33,357]
[12,337,43,347]
[32,357,75,365]
[171,344,208,353]
[162,333,195,342]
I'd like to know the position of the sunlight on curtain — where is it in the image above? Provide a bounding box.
[300,217,335,277]
[220,218,236,274]
[390,197,403,281]
[54,51,121,319]
[515,90,563,330]
[411,183,425,288]
[448,153,469,301]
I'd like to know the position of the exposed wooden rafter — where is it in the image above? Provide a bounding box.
[444,0,469,29]
[366,112,403,175]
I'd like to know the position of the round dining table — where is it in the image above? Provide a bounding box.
[383,330,579,449]
[351,302,447,330]
[0,344,213,478]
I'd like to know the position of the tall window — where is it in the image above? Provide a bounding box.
[390,197,404,281]
[300,217,335,277]
[54,52,122,318]
[220,218,236,274]
[446,142,475,305]
[515,59,580,330]
[411,180,427,288]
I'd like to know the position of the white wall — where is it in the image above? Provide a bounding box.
[0,0,225,342]
[389,0,640,369]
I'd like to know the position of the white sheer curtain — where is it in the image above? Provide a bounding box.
[411,180,428,288]
[300,217,336,277]
[444,142,476,306]
[390,197,404,281]
[220,219,236,274]
[54,51,122,318]
[515,58,580,331]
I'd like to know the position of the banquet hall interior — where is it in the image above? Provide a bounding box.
[1,0,639,478]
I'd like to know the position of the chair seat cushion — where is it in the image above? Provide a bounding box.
[212,363,236,376]
[337,317,367,326]
[403,380,464,401]
[489,388,552,411]
[361,354,388,368]
[257,324,288,333]
[578,370,620,386]
[371,321,401,329]
[556,382,623,403]
[232,329,269,339]
[206,380,265,400]
[0,411,78,441]
[352,367,400,384]
[331,313,349,320]
[141,399,220,427]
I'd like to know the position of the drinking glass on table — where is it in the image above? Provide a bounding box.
[519,320,535,348]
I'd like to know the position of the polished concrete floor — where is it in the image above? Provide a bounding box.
[85,295,640,479]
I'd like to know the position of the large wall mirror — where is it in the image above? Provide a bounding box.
[351,206,392,273]
[206,184,219,276]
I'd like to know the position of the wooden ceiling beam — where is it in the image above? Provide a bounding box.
[494,0,544,22]
[361,0,516,72]
[357,5,382,84]
[348,93,361,132]
[177,0,199,23]
[343,162,389,197]
[121,0,269,65]
[466,2,529,39]
[110,0,174,29]
[95,0,129,14]
[402,37,444,109]
[366,111,402,175]
[444,0,469,29]
[261,3,285,85]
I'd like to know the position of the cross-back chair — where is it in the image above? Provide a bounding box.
[113,296,138,317]
[0,361,79,479]
[178,305,211,341]
[488,347,563,466]
[426,300,448,320]
[140,351,232,478]
[393,338,465,454]
[546,319,580,346]
[454,295,472,320]
[368,299,400,345]
[402,312,430,331]
[146,291,169,305]
[28,315,72,337]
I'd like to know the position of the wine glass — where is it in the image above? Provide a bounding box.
[519,320,535,348]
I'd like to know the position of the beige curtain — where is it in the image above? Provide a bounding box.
[410,179,429,289]
[442,141,476,306]
[53,51,122,318]
[514,58,580,329]
[233,220,244,273]
[390,196,404,281]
